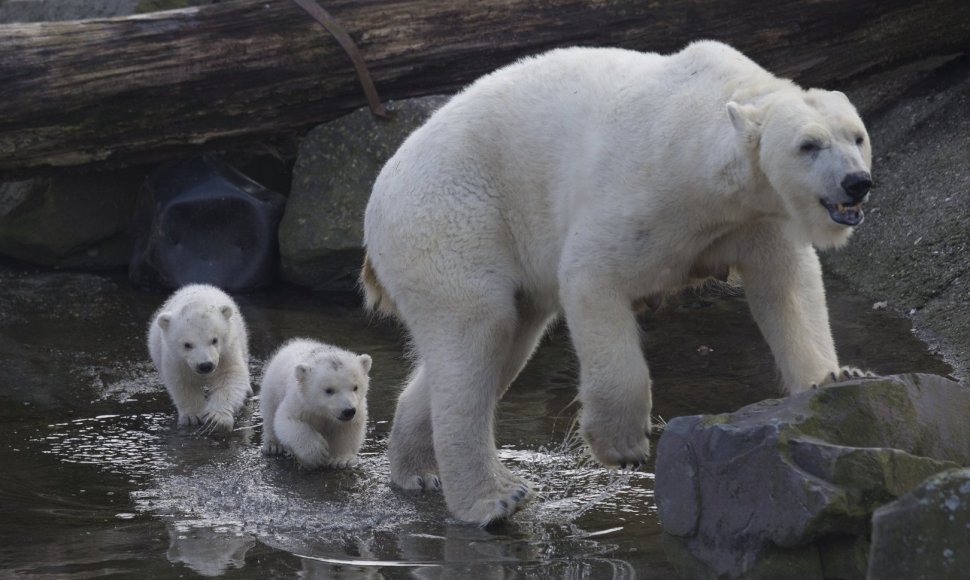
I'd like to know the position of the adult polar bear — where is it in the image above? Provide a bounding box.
[362,40,872,525]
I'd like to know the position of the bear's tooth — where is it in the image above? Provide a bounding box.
[836,203,845,212]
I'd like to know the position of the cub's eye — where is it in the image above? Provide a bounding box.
[799,141,821,153]
[855,135,865,146]
[324,388,334,395]
[211,338,218,345]
[353,385,359,392]
[183,342,193,350]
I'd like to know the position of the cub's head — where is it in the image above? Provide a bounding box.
[157,302,234,375]
[729,88,872,249]
[296,351,372,422]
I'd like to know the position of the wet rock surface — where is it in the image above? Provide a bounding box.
[655,374,970,580]
[868,467,970,580]
[0,171,141,269]
[279,95,450,291]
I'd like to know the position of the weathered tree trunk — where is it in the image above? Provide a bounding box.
[0,0,968,173]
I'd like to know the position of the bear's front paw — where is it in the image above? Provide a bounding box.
[581,413,651,469]
[326,456,359,470]
[811,366,878,389]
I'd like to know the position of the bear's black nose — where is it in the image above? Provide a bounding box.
[841,172,872,201]
[339,408,356,421]
[197,362,215,374]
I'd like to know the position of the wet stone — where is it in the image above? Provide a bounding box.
[655,374,970,580]
[868,468,970,580]
[280,95,451,291]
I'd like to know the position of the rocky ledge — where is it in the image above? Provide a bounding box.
[655,373,970,580]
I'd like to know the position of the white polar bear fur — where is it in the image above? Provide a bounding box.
[362,40,873,525]
[260,338,372,470]
[148,284,252,432]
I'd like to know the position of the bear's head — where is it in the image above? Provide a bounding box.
[728,88,872,249]
[157,302,234,375]
[295,351,372,422]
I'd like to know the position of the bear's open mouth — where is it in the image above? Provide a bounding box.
[820,199,865,226]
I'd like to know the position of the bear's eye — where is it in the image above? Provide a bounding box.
[211,338,218,346]
[799,140,821,154]
[324,388,334,395]
[353,385,359,392]
[855,135,865,146]
[183,342,193,350]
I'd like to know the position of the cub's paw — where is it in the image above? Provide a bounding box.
[262,442,285,456]
[177,413,204,428]
[811,366,878,389]
[581,414,651,469]
[326,456,360,470]
[197,410,234,436]
[453,479,533,527]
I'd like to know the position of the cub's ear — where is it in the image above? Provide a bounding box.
[157,313,172,331]
[727,101,763,140]
[220,305,233,320]
[295,364,310,384]
[357,354,373,375]
[831,90,851,103]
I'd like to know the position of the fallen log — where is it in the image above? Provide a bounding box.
[0,0,968,174]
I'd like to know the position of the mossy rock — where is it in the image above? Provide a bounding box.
[656,374,970,579]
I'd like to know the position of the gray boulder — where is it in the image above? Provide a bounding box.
[655,374,970,580]
[868,468,970,580]
[280,95,450,291]
[0,170,143,269]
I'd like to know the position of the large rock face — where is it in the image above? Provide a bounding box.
[279,95,450,291]
[655,374,970,580]
[868,468,970,580]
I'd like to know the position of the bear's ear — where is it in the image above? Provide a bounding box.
[295,364,310,383]
[831,90,851,103]
[220,305,233,320]
[727,101,763,137]
[157,313,172,331]
[358,354,372,375]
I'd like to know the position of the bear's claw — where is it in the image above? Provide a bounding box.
[811,366,878,389]
[459,480,534,527]
[326,456,359,469]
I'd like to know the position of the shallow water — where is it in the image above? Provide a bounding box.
[0,265,952,579]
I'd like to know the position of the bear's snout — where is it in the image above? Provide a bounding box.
[841,172,872,201]
[196,361,215,374]
[339,407,356,421]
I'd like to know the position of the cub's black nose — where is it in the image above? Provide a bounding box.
[340,408,357,421]
[197,362,215,374]
[841,172,872,201]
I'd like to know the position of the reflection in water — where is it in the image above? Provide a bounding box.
[167,522,256,577]
[0,267,952,578]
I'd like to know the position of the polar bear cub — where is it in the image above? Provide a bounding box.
[148,284,252,433]
[260,339,372,469]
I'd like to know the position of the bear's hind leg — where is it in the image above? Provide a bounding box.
[388,365,441,491]
[424,312,534,525]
